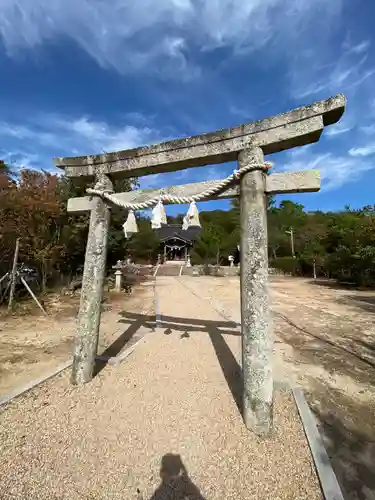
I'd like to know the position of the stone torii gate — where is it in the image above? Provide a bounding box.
[56,93,345,436]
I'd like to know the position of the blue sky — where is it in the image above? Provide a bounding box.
[1,0,375,216]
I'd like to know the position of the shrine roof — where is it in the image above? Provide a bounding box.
[156,224,202,243]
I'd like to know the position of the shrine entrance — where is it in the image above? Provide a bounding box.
[56,93,345,436]
[157,224,201,263]
[165,242,185,261]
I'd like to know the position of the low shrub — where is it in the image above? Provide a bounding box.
[269,256,301,276]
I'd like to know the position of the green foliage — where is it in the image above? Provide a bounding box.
[269,256,301,276]
[126,217,160,264]
[267,201,375,285]
[192,198,375,287]
[191,223,224,265]
[1,162,375,289]
[190,210,238,265]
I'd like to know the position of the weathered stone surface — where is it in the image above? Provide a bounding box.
[239,147,273,436]
[55,94,345,179]
[266,169,320,194]
[71,174,113,385]
[66,170,320,213]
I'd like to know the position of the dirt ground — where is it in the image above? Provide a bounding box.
[189,275,375,500]
[0,282,155,395]
[0,277,322,500]
[272,277,375,500]
[0,275,374,499]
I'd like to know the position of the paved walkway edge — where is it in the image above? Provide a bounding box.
[291,386,345,500]
[0,328,155,408]
[107,334,150,365]
[177,277,344,500]
[1,282,157,409]
[0,330,153,408]
[0,359,73,408]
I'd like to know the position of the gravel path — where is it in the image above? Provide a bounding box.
[0,276,321,500]
[185,276,375,500]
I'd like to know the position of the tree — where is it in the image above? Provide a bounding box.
[2,160,375,293]
[191,223,223,265]
[126,217,160,263]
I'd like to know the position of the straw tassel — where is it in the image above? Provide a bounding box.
[182,201,201,230]
[182,215,189,230]
[151,199,167,229]
[123,210,138,238]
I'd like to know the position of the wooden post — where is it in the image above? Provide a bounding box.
[8,238,20,312]
[290,227,295,258]
[20,276,47,315]
[71,174,113,385]
[239,147,273,436]
[286,227,295,258]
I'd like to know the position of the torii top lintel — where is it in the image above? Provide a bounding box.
[54,94,345,179]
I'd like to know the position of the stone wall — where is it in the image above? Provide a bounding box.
[182,265,239,277]
[182,265,289,277]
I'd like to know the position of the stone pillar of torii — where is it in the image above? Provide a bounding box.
[55,93,345,436]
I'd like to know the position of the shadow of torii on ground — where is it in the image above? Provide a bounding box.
[95,310,244,414]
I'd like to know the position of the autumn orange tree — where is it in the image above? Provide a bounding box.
[0,161,18,272]
[0,167,66,290]
[0,164,137,291]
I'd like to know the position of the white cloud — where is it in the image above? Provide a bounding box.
[0,113,166,172]
[138,162,230,192]
[291,44,374,99]
[56,116,161,153]
[325,121,353,137]
[0,0,343,78]
[0,150,43,173]
[282,149,374,191]
[349,144,375,157]
[344,40,370,54]
[0,122,61,148]
[288,36,375,167]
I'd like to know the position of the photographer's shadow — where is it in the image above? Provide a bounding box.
[149,453,207,500]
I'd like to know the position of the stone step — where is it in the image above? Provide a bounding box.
[156,265,182,276]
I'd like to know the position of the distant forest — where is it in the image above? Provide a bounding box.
[1,162,375,290]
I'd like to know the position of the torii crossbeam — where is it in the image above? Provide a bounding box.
[57,93,345,437]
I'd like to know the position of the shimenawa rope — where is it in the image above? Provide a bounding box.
[86,161,272,237]
[86,162,272,210]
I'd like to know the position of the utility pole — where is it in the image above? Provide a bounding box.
[285,227,295,258]
[8,238,20,312]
